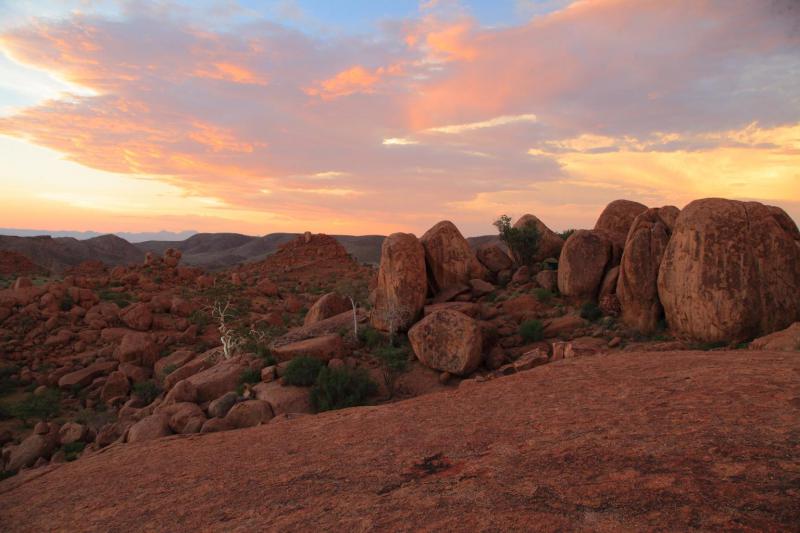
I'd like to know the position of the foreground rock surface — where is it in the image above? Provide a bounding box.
[1,350,798,532]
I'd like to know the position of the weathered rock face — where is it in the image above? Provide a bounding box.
[750,322,800,351]
[513,214,565,262]
[557,230,613,300]
[658,199,800,343]
[100,371,130,404]
[371,233,427,332]
[594,199,648,245]
[617,207,679,333]
[475,243,513,273]
[304,292,350,327]
[408,310,483,376]
[420,221,488,293]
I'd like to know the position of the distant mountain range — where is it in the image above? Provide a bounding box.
[0,228,198,243]
[0,230,499,273]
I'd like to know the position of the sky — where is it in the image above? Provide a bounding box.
[0,0,798,238]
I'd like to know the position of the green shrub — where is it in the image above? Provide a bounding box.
[98,290,133,308]
[519,319,544,343]
[533,288,554,303]
[239,368,260,385]
[0,470,17,481]
[283,357,325,387]
[63,441,85,462]
[188,310,210,331]
[60,294,75,312]
[494,214,541,267]
[132,380,161,405]
[580,302,602,322]
[374,344,409,398]
[311,367,377,412]
[558,229,576,241]
[10,388,61,424]
[0,365,21,396]
[359,326,385,349]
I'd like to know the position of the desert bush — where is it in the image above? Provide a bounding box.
[60,294,74,312]
[359,326,385,349]
[0,365,21,396]
[519,319,544,343]
[239,368,261,385]
[494,214,541,267]
[311,367,377,412]
[63,441,85,462]
[374,344,409,398]
[132,380,161,405]
[283,357,325,387]
[533,288,554,303]
[0,470,17,481]
[580,302,602,322]
[10,388,61,425]
[98,290,133,308]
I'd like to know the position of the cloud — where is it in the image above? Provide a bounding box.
[0,0,797,236]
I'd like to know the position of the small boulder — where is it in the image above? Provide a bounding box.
[100,371,130,404]
[127,413,171,443]
[185,359,249,402]
[304,293,351,326]
[119,303,153,331]
[58,360,118,389]
[225,400,274,428]
[271,334,344,363]
[475,243,513,273]
[208,391,239,418]
[200,417,234,434]
[253,382,313,415]
[163,379,198,404]
[58,422,88,446]
[557,230,613,300]
[408,310,483,376]
[750,322,800,351]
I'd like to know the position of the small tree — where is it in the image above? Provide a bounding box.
[493,214,541,267]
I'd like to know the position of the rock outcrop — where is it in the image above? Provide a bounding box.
[371,233,427,332]
[304,293,350,326]
[658,199,800,342]
[617,206,679,333]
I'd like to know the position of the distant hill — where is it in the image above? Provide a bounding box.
[0,234,144,273]
[136,233,387,269]
[0,231,499,273]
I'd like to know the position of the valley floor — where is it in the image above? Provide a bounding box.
[1,349,798,532]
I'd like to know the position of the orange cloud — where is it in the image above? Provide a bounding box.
[193,62,268,85]
[306,65,382,100]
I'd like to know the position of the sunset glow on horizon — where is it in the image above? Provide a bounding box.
[0,0,798,238]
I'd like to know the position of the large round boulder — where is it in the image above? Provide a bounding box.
[408,310,483,376]
[617,206,680,333]
[657,199,800,343]
[557,230,614,300]
[594,199,648,241]
[513,214,565,262]
[420,221,488,293]
[371,233,427,332]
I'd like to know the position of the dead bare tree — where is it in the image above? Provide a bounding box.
[210,300,241,360]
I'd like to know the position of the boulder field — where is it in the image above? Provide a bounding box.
[1,350,798,532]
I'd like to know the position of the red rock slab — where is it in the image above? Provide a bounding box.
[1,350,799,532]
